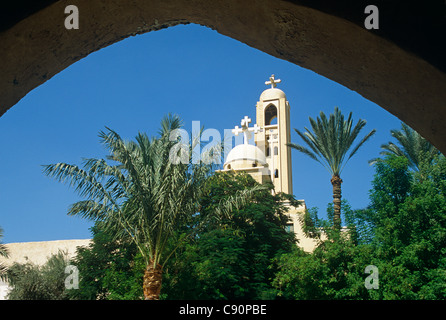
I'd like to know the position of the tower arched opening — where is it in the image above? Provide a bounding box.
[264,104,278,126]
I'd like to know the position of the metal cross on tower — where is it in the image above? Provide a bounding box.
[265,74,281,88]
[232,116,262,144]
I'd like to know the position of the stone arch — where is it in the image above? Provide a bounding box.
[1,0,446,153]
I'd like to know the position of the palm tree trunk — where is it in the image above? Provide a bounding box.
[331,175,343,230]
[143,260,163,300]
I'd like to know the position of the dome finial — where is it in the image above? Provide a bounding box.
[265,74,281,88]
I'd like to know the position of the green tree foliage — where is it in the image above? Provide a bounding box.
[34,114,444,300]
[273,236,373,299]
[69,172,296,300]
[43,114,264,299]
[275,200,375,300]
[69,154,446,300]
[274,154,446,300]
[0,226,8,280]
[68,152,445,300]
[161,172,298,299]
[369,154,446,299]
[6,251,71,300]
[68,225,144,300]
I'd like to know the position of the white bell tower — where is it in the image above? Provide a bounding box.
[254,75,293,195]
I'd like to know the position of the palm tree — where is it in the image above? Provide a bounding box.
[43,114,264,300]
[288,107,376,230]
[0,226,9,280]
[369,122,440,171]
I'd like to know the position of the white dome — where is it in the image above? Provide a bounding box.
[260,88,286,101]
[224,144,267,166]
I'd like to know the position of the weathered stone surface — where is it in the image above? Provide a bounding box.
[0,0,445,153]
[0,239,91,266]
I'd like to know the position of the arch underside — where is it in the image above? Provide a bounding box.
[1,0,445,153]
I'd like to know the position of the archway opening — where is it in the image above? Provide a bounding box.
[265,104,278,126]
[0,23,407,243]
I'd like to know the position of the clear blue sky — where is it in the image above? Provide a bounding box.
[0,24,402,243]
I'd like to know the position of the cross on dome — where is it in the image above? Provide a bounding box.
[241,115,251,127]
[232,116,263,144]
[265,74,281,88]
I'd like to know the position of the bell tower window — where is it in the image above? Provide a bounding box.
[264,104,277,125]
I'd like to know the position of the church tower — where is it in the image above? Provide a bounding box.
[254,75,293,195]
[220,75,318,252]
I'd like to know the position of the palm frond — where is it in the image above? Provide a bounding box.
[290,107,375,176]
[373,122,440,170]
[368,157,383,166]
[42,163,116,204]
[67,200,116,221]
[347,128,376,162]
[292,128,323,160]
[287,142,319,163]
[158,113,183,138]
[213,184,268,219]
[43,115,266,270]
